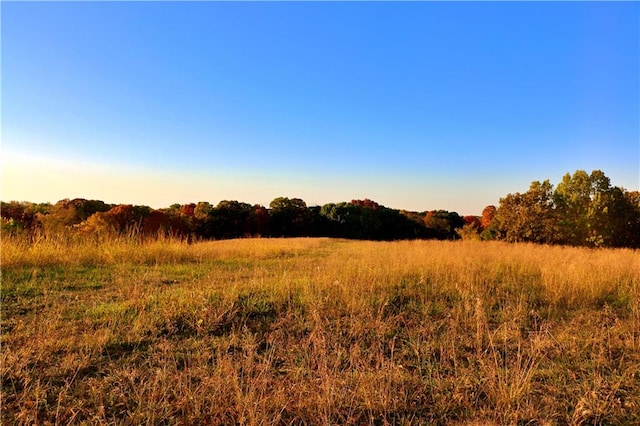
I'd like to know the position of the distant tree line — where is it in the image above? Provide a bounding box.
[2,170,639,248]
[0,197,460,241]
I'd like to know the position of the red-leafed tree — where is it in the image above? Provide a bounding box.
[249,204,270,236]
[350,199,380,210]
[180,203,196,217]
[463,215,482,229]
[141,210,171,236]
[481,205,497,230]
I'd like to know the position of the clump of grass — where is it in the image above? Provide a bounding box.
[2,237,639,424]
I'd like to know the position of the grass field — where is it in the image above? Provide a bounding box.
[1,236,639,425]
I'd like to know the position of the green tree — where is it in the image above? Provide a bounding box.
[599,188,640,248]
[554,170,625,247]
[194,202,213,220]
[424,210,464,240]
[269,197,309,237]
[215,200,253,238]
[495,180,558,244]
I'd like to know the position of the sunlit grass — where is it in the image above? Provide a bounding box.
[2,236,639,424]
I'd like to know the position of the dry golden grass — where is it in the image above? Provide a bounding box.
[2,236,639,425]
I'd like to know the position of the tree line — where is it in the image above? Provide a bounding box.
[491,170,640,247]
[2,170,639,248]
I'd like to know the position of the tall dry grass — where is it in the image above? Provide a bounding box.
[2,236,639,424]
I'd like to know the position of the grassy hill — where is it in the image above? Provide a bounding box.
[2,236,638,424]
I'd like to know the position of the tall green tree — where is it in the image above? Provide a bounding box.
[194,202,213,220]
[269,197,310,237]
[600,188,640,248]
[198,200,253,239]
[423,210,465,240]
[495,180,558,244]
[554,170,623,246]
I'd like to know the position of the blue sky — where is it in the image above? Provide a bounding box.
[2,1,638,214]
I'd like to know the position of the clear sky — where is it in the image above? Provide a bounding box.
[2,1,639,215]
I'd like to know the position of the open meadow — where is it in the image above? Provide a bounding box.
[1,236,639,425]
